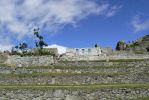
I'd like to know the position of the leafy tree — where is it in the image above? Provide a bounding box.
[116,40,126,51]
[95,43,99,48]
[15,46,19,49]
[12,42,28,55]
[19,43,28,50]
[34,28,40,38]
[34,28,48,49]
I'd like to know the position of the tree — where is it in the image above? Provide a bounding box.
[34,28,40,38]
[95,43,99,48]
[19,43,28,50]
[34,28,48,49]
[116,41,126,51]
[12,43,28,55]
[19,43,28,53]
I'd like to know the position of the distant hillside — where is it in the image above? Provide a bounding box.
[126,34,149,53]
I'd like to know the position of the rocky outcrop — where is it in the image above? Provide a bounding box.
[126,34,149,53]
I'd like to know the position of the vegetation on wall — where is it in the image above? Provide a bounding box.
[11,28,57,56]
[116,41,126,51]
[115,34,149,54]
[11,42,28,55]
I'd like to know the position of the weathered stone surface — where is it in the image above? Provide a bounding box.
[0,89,148,100]
[0,50,149,100]
[57,60,149,67]
[0,65,147,74]
[61,49,149,61]
[0,61,149,84]
[65,95,82,100]
[0,53,8,63]
[5,55,54,67]
[0,73,148,84]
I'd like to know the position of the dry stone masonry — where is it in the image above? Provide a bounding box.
[61,47,149,61]
[0,47,149,99]
[5,55,54,67]
[0,88,148,100]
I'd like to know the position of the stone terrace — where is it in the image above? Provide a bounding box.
[0,56,149,99]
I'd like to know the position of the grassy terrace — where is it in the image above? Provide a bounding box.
[0,72,128,78]
[0,64,149,70]
[1,65,149,71]
[0,58,149,69]
[26,65,134,69]
[0,83,148,90]
[26,65,149,70]
[59,59,149,63]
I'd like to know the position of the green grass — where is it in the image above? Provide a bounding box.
[26,65,133,69]
[27,64,149,69]
[0,63,10,67]
[0,83,148,90]
[1,64,149,70]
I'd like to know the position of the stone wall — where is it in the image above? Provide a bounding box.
[60,51,149,61]
[0,55,148,100]
[5,55,54,67]
[66,47,102,56]
[58,59,149,67]
[0,88,148,100]
[107,51,149,60]
[0,62,148,85]
[0,73,148,85]
[31,48,58,55]
[0,53,8,64]
[101,47,113,54]
[60,45,149,61]
[1,65,147,74]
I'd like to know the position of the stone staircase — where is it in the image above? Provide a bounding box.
[0,59,149,100]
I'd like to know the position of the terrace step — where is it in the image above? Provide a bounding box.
[57,59,149,67]
[0,65,148,74]
[0,72,148,85]
[0,84,148,100]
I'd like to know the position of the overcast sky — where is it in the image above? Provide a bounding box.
[0,0,149,51]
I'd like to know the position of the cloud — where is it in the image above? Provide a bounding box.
[44,44,66,54]
[0,45,13,52]
[132,15,149,32]
[105,5,122,17]
[0,36,13,52]
[0,0,121,50]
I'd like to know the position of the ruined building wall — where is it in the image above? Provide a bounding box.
[66,47,102,56]
[1,47,149,66]
[61,47,106,61]
[60,47,149,61]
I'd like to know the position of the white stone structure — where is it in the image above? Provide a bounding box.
[60,47,107,61]
[66,47,102,56]
[60,46,149,61]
